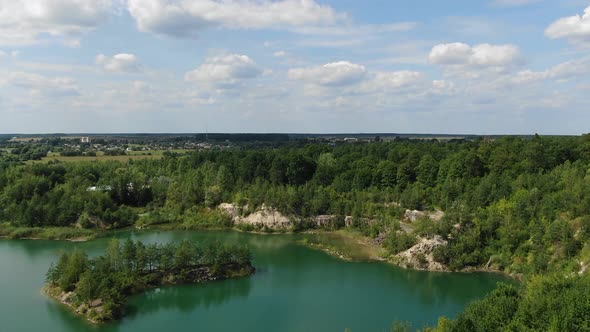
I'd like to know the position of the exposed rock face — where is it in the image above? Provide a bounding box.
[61,291,73,304]
[395,235,448,271]
[75,213,108,229]
[344,216,354,227]
[428,209,445,222]
[218,203,244,221]
[241,205,291,228]
[404,210,426,222]
[404,209,445,222]
[45,288,106,324]
[89,299,103,307]
[372,231,390,246]
[219,203,386,230]
[313,215,336,227]
[344,216,375,228]
[218,203,292,228]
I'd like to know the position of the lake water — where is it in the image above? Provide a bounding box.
[0,230,510,332]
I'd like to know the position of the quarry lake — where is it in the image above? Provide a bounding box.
[0,230,510,332]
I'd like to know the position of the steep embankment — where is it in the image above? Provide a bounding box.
[219,203,291,229]
[218,203,459,272]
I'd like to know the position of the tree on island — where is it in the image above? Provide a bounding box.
[45,239,254,322]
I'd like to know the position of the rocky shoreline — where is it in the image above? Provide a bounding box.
[3,201,519,278]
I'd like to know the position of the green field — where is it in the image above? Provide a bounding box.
[34,150,191,163]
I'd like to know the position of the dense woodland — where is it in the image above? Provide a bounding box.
[45,239,253,321]
[433,273,590,332]
[3,136,590,274]
[3,135,590,328]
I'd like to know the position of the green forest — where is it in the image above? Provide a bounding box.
[429,273,590,331]
[2,135,590,329]
[44,239,253,322]
[3,136,590,274]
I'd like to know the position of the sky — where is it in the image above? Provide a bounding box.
[0,0,589,134]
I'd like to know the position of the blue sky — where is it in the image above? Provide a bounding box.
[0,0,589,134]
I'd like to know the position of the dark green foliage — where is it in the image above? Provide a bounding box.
[385,231,417,254]
[46,249,89,292]
[451,283,520,331]
[45,239,253,320]
[435,274,590,332]
[5,136,590,328]
[1,136,589,275]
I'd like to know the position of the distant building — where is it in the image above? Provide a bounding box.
[81,137,91,143]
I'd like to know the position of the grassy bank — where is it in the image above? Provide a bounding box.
[0,223,97,241]
[300,229,388,262]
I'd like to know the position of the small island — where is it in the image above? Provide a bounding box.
[43,239,255,323]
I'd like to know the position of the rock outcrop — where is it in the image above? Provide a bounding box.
[395,235,448,271]
[344,216,354,227]
[44,288,107,324]
[218,203,292,229]
[313,215,337,227]
[404,209,445,222]
[218,203,243,221]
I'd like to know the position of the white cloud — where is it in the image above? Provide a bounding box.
[185,54,263,88]
[470,44,522,66]
[357,71,424,94]
[127,0,343,38]
[3,71,79,97]
[545,6,590,45]
[0,0,115,46]
[374,71,423,89]
[512,57,590,84]
[430,80,457,95]
[511,70,548,84]
[429,42,522,67]
[549,59,589,79]
[287,62,427,102]
[288,61,367,86]
[96,53,140,73]
[273,51,289,57]
[132,80,150,94]
[429,43,473,65]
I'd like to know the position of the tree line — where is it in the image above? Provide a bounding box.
[2,135,590,275]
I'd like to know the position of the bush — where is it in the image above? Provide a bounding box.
[385,231,417,254]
